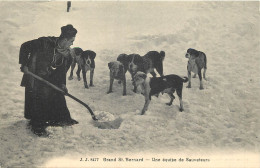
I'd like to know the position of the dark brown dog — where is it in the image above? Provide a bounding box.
[133,71,188,115]
[107,61,126,96]
[185,48,207,90]
[117,51,165,92]
[68,48,96,88]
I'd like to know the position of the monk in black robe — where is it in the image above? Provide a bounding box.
[19,24,78,136]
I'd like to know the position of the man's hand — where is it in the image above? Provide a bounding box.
[61,84,68,94]
[21,65,29,74]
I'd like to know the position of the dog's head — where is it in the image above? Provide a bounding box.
[108,61,124,78]
[133,71,147,87]
[185,48,199,58]
[128,54,143,74]
[70,47,83,58]
[117,54,128,64]
[81,50,96,67]
[73,47,83,56]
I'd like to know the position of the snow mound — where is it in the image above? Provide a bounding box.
[91,111,123,129]
[94,111,116,122]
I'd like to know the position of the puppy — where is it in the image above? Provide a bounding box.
[133,71,188,115]
[69,48,96,88]
[185,48,207,90]
[107,61,126,96]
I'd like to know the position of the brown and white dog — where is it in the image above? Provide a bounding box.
[68,48,96,88]
[141,51,165,77]
[117,53,142,77]
[133,71,188,115]
[117,51,165,92]
[185,48,207,90]
[107,61,126,96]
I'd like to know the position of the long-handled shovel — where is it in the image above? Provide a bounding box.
[26,71,98,121]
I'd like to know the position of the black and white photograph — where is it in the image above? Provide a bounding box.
[0,0,259,167]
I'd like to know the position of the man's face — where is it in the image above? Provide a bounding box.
[62,37,75,49]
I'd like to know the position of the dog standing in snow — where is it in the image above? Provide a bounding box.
[68,47,83,81]
[185,48,207,90]
[68,48,96,88]
[117,51,165,93]
[133,71,188,115]
[107,61,126,96]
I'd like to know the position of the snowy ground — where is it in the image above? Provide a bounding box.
[0,1,259,168]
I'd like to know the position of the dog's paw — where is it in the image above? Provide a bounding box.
[107,90,112,94]
[84,84,89,89]
[123,93,126,96]
[186,85,191,88]
[166,103,172,106]
[199,86,204,90]
[179,108,184,112]
[68,76,73,80]
[90,84,94,87]
[77,77,81,81]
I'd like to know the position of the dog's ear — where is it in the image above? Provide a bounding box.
[192,49,199,57]
[136,72,147,79]
[85,50,96,59]
[141,73,147,79]
[125,54,132,63]
[189,48,199,57]
[74,47,83,56]
[81,51,87,58]
[117,54,128,63]
[134,55,143,65]
[108,62,112,69]
[90,51,96,60]
[119,64,124,73]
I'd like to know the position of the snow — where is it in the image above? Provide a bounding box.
[0,1,259,168]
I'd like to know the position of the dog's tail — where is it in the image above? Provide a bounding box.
[200,52,207,69]
[160,51,165,60]
[204,53,207,69]
[182,77,189,83]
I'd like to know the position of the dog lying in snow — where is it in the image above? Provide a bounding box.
[133,71,188,115]
[117,51,165,92]
[107,61,126,96]
[185,48,207,90]
[68,48,96,88]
